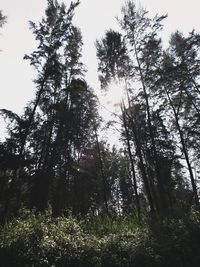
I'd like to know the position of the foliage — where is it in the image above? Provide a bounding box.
[0,209,100,267]
[96,0,200,216]
[1,209,200,266]
[1,1,200,265]
[0,10,6,28]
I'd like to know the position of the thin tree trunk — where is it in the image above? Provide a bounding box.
[164,86,199,207]
[94,124,109,214]
[133,39,168,214]
[124,81,156,214]
[121,103,141,218]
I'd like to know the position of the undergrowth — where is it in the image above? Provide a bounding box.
[0,208,200,267]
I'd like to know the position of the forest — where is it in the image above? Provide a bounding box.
[0,1,200,266]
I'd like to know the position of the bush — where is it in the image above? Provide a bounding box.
[1,209,200,266]
[0,209,103,267]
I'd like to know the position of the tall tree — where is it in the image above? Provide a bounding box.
[96,1,191,215]
[159,31,200,206]
[0,0,101,219]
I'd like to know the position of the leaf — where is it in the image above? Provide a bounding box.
[0,109,20,123]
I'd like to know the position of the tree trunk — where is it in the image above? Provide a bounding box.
[164,86,199,207]
[121,103,141,218]
[133,39,168,214]
[94,124,109,214]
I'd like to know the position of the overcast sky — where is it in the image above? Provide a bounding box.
[0,0,200,140]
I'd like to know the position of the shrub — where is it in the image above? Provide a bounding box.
[1,209,200,266]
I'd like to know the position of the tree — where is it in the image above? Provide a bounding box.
[96,1,170,214]
[159,31,200,206]
[24,0,100,215]
[0,0,101,219]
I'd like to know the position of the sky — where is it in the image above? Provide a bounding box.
[0,0,200,140]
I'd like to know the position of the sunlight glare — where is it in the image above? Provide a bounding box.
[104,81,125,106]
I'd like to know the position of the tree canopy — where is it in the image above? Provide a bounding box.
[1,1,200,265]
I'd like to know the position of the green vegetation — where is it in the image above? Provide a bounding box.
[1,208,200,266]
[1,0,200,265]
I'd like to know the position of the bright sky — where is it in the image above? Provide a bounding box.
[0,0,200,140]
